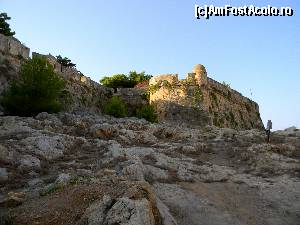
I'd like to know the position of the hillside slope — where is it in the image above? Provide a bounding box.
[0,113,299,225]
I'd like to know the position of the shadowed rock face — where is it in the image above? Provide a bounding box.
[0,112,299,225]
[153,100,211,127]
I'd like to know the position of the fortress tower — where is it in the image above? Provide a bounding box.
[193,64,208,86]
[149,63,264,129]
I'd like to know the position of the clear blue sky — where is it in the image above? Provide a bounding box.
[1,0,299,130]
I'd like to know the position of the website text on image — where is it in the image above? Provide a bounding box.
[195,4,294,19]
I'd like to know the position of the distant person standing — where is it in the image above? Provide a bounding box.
[266,120,272,143]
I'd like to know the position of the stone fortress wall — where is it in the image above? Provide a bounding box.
[31,53,148,115]
[0,34,30,96]
[0,33,146,116]
[31,53,113,114]
[0,34,30,59]
[0,32,113,114]
[0,34,264,129]
[149,64,264,129]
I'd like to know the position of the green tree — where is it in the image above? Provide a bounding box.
[100,74,133,92]
[136,105,157,123]
[100,71,152,91]
[104,96,127,118]
[0,13,15,36]
[1,56,65,116]
[56,55,76,72]
[128,71,152,83]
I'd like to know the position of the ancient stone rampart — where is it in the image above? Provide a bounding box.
[31,53,113,113]
[0,34,30,97]
[206,78,263,129]
[0,34,264,128]
[150,65,264,129]
[0,34,30,59]
[149,73,211,126]
[0,33,114,114]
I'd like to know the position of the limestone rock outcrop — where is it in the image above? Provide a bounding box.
[0,112,299,225]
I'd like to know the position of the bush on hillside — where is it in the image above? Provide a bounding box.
[128,71,152,84]
[136,105,157,123]
[1,56,65,116]
[100,74,134,92]
[104,96,127,118]
[100,71,152,91]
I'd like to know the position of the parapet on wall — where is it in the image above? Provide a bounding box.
[0,34,30,59]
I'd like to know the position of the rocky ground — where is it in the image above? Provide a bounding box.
[0,112,299,225]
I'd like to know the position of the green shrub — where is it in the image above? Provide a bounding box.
[136,105,157,123]
[222,81,231,89]
[41,183,64,196]
[100,74,134,92]
[100,71,152,91]
[210,92,218,107]
[128,71,152,84]
[141,91,150,101]
[1,56,65,116]
[104,96,127,118]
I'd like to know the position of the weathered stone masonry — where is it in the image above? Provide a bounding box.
[0,34,264,129]
[0,34,30,96]
[149,64,264,130]
[0,34,145,115]
[31,53,114,114]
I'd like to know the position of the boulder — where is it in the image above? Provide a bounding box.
[0,144,15,164]
[90,123,118,138]
[0,168,8,182]
[18,154,41,171]
[78,195,112,225]
[121,159,145,181]
[55,173,71,185]
[21,135,72,160]
[104,197,155,225]
[144,165,169,182]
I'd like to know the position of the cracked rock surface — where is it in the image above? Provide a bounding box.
[0,112,299,225]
